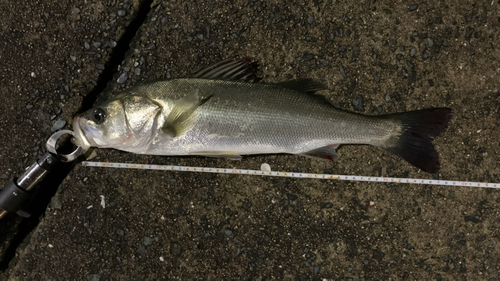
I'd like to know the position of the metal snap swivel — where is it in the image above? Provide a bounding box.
[46,130,84,162]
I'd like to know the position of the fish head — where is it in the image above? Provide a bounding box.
[73,93,163,152]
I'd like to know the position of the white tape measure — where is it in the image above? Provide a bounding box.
[82,161,500,189]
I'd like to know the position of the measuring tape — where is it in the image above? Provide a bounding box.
[82,161,500,189]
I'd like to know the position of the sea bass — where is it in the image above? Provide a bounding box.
[73,58,451,173]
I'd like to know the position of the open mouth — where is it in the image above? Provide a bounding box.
[72,117,92,150]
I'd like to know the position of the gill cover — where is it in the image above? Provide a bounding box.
[119,94,163,148]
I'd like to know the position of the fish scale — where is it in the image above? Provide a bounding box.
[137,79,397,155]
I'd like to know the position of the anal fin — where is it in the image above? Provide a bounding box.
[300,145,339,161]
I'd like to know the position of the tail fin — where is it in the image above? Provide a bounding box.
[384,108,452,173]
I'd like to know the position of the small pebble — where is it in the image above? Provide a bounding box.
[170,243,182,256]
[313,265,320,275]
[117,72,128,84]
[116,229,125,236]
[352,96,364,111]
[385,93,391,102]
[93,42,101,48]
[137,246,146,254]
[105,41,117,48]
[134,68,141,76]
[339,64,346,78]
[52,197,62,210]
[422,51,431,60]
[95,63,105,70]
[84,42,90,50]
[224,229,234,239]
[427,38,434,47]
[51,118,66,132]
[117,10,126,16]
[0,174,8,180]
[396,54,403,61]
[146,43,156,50]
[70,55,77,61]
[26,104,33,110]
[449,191,455,199]
[74,7,81,14]
[410,48,416,57]
[287,193,298,201]
[409,4,418,11]
[260,163,271,172]
[307,15,314,24]
[400,67,409,78]
[86,274,101,281]
[144,237,154,246]
[322,202,334,209]
[373,74,380,83]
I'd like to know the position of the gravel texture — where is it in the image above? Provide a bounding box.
[1,0,500,280]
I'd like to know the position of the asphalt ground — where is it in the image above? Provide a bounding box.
[1,0,500,280]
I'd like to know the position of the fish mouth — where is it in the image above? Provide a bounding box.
[72,117,93,150]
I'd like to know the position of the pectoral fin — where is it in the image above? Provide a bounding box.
[162,90,208,137]
[301,145,339,161]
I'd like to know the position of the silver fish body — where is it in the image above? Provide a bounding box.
[74,60,451,172]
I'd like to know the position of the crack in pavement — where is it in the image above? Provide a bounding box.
[0,0,154,273]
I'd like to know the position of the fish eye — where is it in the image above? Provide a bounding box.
[92,108,106,124]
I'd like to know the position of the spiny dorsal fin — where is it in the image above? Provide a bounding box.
[192,57,261,82]
[162,89,211,137]
[276,78,327,94]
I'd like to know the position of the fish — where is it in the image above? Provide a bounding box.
[73,57,452,173]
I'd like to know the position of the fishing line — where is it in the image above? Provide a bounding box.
[82,161,500,189]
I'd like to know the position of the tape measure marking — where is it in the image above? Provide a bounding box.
[81,161,500,189]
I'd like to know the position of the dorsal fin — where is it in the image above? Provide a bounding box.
[192,57,261,82]
[276,78,327,94]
